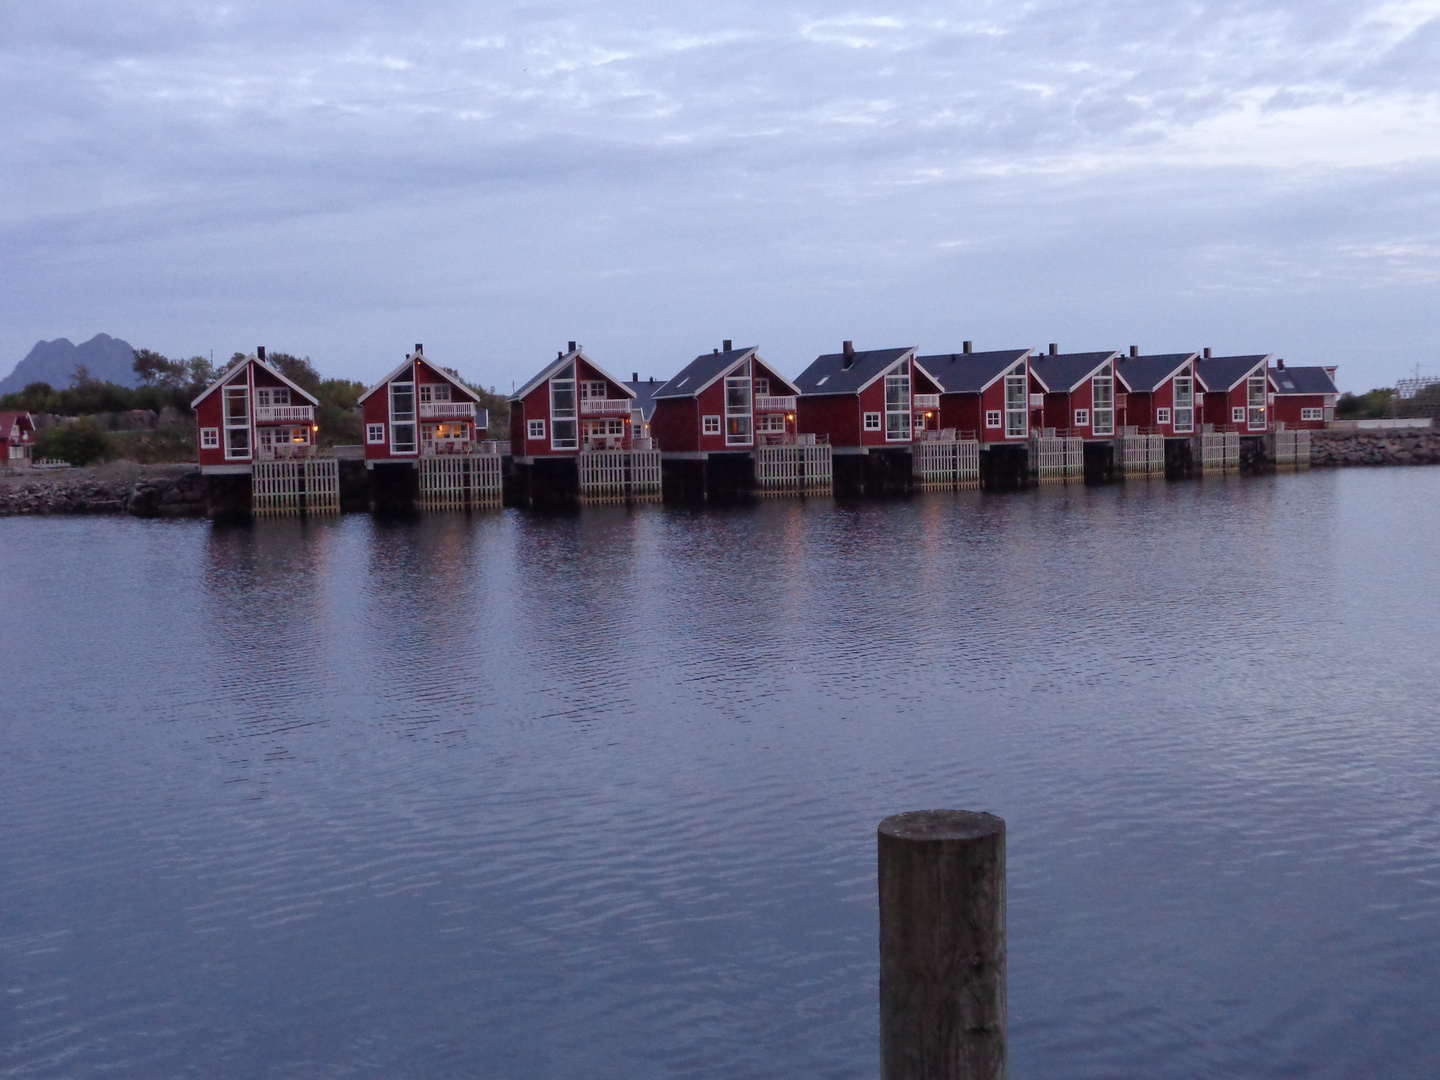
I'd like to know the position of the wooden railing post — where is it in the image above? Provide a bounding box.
[878,809,1006,1080]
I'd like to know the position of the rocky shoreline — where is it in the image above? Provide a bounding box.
[1309,429,1440,468]
[0,466,207,517]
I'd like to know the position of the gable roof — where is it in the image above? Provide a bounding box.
[0,411,34,440]
[1195,354,1272,393]
[510,348,636,403]
[1269,365,1339,396]
[1029,351,1121,394]
[654,347,757,400]
[624,380,665,421]
[357,354,482,405]
[190,355,321,409]
[914,349,1030,394]
[1114,353,1198,393]
[793,346,922,396]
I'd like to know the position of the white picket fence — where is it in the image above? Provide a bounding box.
[756,444,834,494]
[1200,431,1241,473]
[420,453,503,510]
[252,459,340,516]
[1121,434,1166,478]
[1272,429,1311,468]
[911,440,980,490]
[578,449,662,503]
[1031,436,1086,483]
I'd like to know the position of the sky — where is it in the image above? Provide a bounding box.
[4,0,1440,393]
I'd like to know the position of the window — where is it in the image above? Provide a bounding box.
[583,418,625,446]
[703,415,721,434]
[864,412,882,431]
[366,423,386,444]
[223,384,250,458]
[550,364,578,449]
[1172,377,1194,433]
[1074,409,1091,428]
[1155,408,1171,425]
[528,419,546,440]
[1091,366,1114,436]
[1247,374,1267,429]
[753,378,769,397]
[759,414,786,432]
[390,382,416,454]
[1004,364,1028,438]
[1232,406,1245,423]
[986,410,1002,429]
[1300,407,1324,421]
[580,380,608,400]
[255,387,289,408]
[884,364,911,441]
[201,427,219,449]
[419,383,451,403]
[725,374,753,445]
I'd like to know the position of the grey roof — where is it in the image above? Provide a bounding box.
[793,346,917,396]
[1195,354,1271,393]
[1269,365,1338,396]
[624,379,666,421]
[914,349,1030,394]
[1029,351,1120,394]
[510,349,636,403]
[653,347,758,400]
[1114,353,1197,393]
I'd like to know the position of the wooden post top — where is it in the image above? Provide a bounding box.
[878,809,1004,843]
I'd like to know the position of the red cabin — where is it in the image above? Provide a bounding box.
[1268,362,1338,429]
[359,345,488,465]
[1028,350,1122,438]
[1196,353,1273,433]
[509,343,639,458]
[913,347,1032,444]
[1114,352,1200,437]
[793,343,940,449]
[649,343,800,452]
[192,348,319,474]
[0,411,36,468]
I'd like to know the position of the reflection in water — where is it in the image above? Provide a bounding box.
[1,469,1438,1080]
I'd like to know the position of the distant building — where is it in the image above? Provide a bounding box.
[0,410,36,467]
[509,344,639,456]
[1268,362,1338,429]
[359,345,489,466]
[192,348,320,474]
[914,347,1032,444]
[648,344,800,453]
[1115,351,1200,437]
[1196,353,1273,433]
[1028,349,1122,439]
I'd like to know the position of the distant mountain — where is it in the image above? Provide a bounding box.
[0,334,139,395]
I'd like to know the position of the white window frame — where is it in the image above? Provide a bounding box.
[550,369,578,450]
[579,380,608,401]
[1004,365,1028,438]
[753,377,770,397]
[884,365,911,442]
[758,413,786,433]
[724,373,753,446]
[528,419,546,440]
[1232,406,1245,423]
[1090,367,1114,436]
[1247,374,1267,430]
[864,412,882,431]
[703,415,721,434]
[419,382,451,403]
[1172,377,1194,433]
[1155,407,1171,425]
[256,387,290,408]
[200,427,219,449]
[985,410,1002,429]
[1300,407,1324,422]
[389,381,417,454]
[223,382,251,459]
[1074,408,1091,428]
[366,423,386,445]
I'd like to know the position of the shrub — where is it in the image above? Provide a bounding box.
[35,419,109,466]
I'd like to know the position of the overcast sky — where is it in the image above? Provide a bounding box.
[4,0,1440,391]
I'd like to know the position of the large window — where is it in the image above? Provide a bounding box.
[884,364,910,441]
[419,383,451,403]
[725,374,753,445]
[1091,366,1114,436]
[1004,365,1028,438]
[256,387,290,408]
[390,381,416,453]
[580,380,608,401]
[1247,374,1267,429]
[1172,376,1194,433]
[759,413,786,433]
[551,364,578,449]
[223,384,250,459]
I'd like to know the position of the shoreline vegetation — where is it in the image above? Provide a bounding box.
[3,429,1439,517]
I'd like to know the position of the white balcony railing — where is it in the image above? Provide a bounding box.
[419,401,476,419]
[581,398,634,416]
[755,395,797,412]
[256,442,317,460]
[912,394,940,409]
[255,405,315,423]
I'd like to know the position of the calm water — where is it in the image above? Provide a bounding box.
[3,469,1440,1079]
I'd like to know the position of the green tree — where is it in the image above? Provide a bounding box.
[1335,389,1395,419]
[35,418,109,466]
[266,352,322,395]
[132,348,172,386]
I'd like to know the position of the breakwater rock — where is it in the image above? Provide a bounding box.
[0,468,207,517]
[1310,429,1440,468]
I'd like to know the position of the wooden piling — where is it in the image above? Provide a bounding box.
[878,809,1006,1080]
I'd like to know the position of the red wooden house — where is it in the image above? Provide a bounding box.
[1114,351,1200,437]
[508,343,638,457]
[1195,352,1273,433]
[1028,348,1121,438]
[358,345,488,465]
[191,347,320,474]
[1268,361,1338,429]
[913,345,1032,443]
[793,343,940,449]
[0,411,36,468]
[648,342,800,452]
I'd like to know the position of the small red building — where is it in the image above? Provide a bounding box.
[1268,362,1338,429]
[1114,351,1200,437]
[649,342,800,452]
[793,343,940,449]
[1196,353,1273,432]
[358,345,488,465]
[913,346,1032,443]
[1,411,36,468]
[509,343,639,458]
[191,348,320,474]
[1028,349,1122,438]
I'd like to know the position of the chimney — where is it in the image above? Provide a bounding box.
[257,346,266,361]
[1203,347,1212,358]
[649,375,655,383]
[963,341,973,354]
[723,339,732,352]
[1048,343,1058,356]
[713,348,719,356]
[1129,345,1138,357]
[415,343,424,356]
[842,341,855,368]
[1277,358,1285,370]
[633,371,638,382]
[557,351,563,360]
[568,341,577,353]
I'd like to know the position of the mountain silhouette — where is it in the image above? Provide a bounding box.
[0,334,139,395]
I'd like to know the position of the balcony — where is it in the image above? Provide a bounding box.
[581,398,633,416]
[755,395,797,412]
[419,401,476,420]
[256,442,317,461]
[912,394,940,410]
[255,405,315,424]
